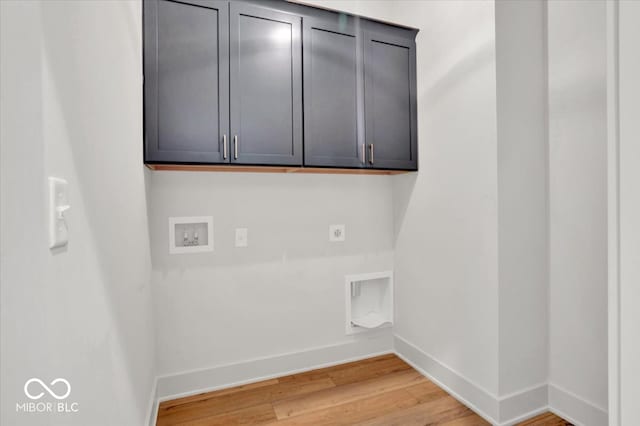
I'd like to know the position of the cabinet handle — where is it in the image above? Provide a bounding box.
[233,135,238,160]
[223,134,228,159]
[369,144,374,165]
[361,144,366,164]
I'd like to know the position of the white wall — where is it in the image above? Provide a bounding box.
[547,0,608,423]
[495,0,548,398]
[617,1,640,424]
[385,0,501,400]
[146,0,611,424]
[148,1,613,423]
[0,0,620,424]
[388,2,551,422]
[150,0,399,388]
[290,0,392,21]
[303,1,549,423]
[0,1,155,425]
[150,172,395,377]
[145,3,543,414]
[148,0,507,418]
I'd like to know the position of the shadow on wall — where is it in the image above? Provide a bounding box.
[422,38,495,104]
[39,0,153,421]
[392,36,495,244]
[392,172,417,244]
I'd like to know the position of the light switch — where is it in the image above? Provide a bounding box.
[329,224,345,242]
[49,177,70,249]
[235,228,248,247]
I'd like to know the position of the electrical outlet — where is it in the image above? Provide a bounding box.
[329,224,345,242]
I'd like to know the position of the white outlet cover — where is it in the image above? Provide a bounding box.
[329,224,345,242]
[235,228,248,247]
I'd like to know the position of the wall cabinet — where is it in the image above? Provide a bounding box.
[303,15,364,168]
[144,0,418,172]
[229,2,303,165]
[144,0,229,164]
[363,24,418,170]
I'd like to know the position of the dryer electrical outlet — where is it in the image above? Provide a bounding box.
[329,224,345,242]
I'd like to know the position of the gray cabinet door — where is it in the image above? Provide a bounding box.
[303,16,364,168]
[229,2,303,165]
[144,0,229,164]
[363,27,417,170]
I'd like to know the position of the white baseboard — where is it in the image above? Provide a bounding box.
[498,383,548,425]
[500,406,550,426]
[394,335,501,424]
[155,333,393,402]
[548,383,608,426]
[145,333,606,426]
[394,335,550,426]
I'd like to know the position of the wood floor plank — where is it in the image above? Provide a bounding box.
[159,379,279,411]
[267,389,419,426]
[438,412,492,425]
[270,377,336,402]
[157,374,334,425]
[157,388,274,426]
[156,355,573,426]
[175,403,277,426]
[306,354,400,378]
[517,412,573,425]
[277,369,332,384]
[272,369,426,419]
[353,394,480,426]
[325,354,412,386]
[404,380,450,403]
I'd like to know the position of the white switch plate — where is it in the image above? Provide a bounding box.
[49,177,70,249]
[235,228,248,247]
[329,224,345,242]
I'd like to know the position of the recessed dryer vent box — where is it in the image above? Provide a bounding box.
[345,271,393,335]
[169,216,213,254]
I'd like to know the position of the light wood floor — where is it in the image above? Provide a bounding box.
[156,354,572,426]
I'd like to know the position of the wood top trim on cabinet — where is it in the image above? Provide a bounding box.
[145,164,408,175]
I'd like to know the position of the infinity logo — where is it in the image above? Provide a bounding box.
[24,378,71,400]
